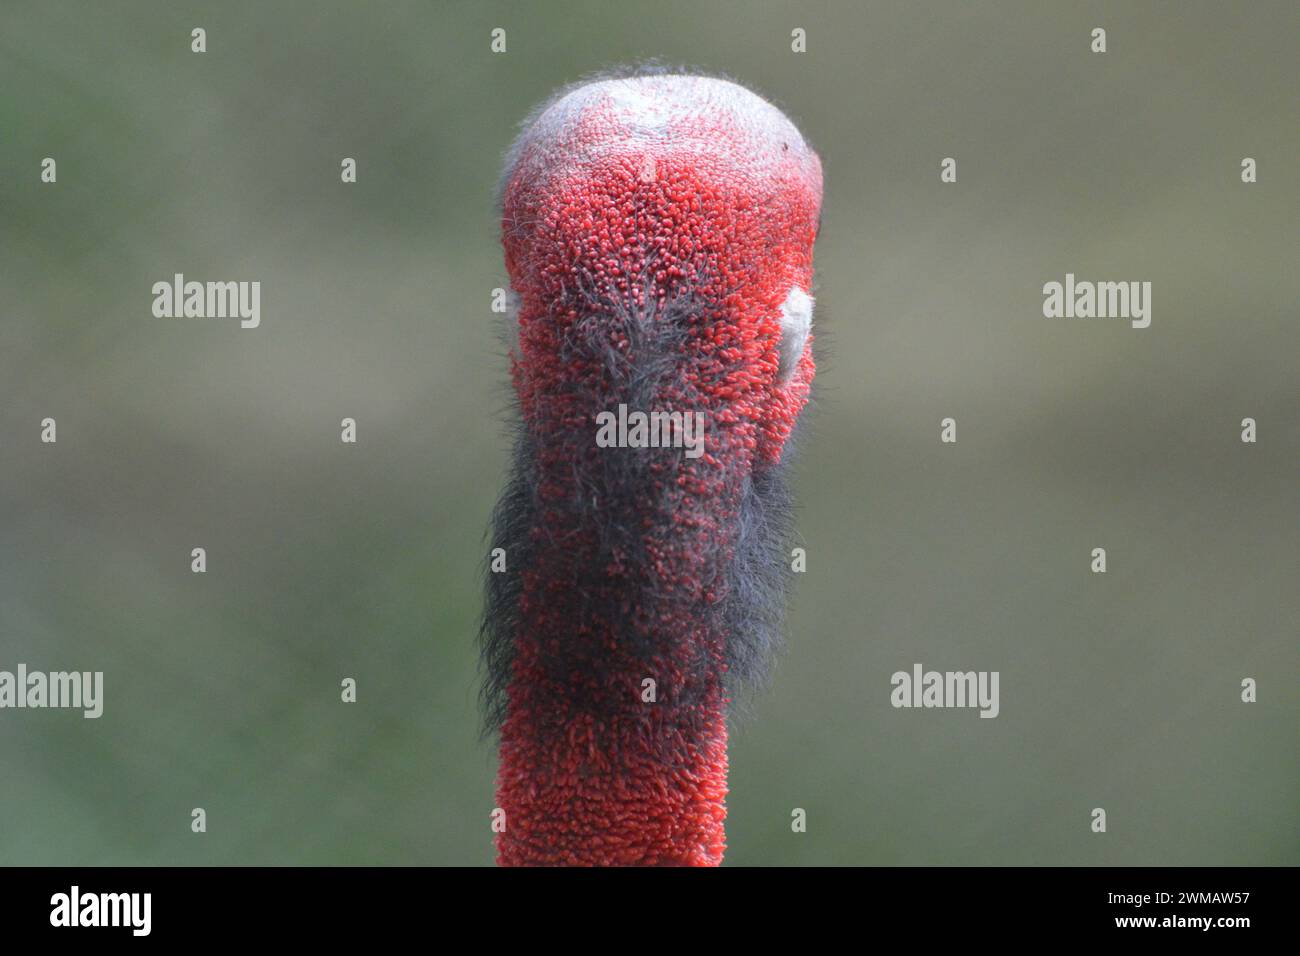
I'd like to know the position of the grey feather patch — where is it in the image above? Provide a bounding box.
[777,287,813,383]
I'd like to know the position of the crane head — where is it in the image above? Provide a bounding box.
[499,71,823,467]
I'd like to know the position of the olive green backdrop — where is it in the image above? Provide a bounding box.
[1,1,1295,865]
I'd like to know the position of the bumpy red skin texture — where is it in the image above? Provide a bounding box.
[496,78,821,866]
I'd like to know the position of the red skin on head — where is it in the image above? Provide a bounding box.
[496,75,821,866]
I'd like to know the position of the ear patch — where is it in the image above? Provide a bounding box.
[777,287,813,383]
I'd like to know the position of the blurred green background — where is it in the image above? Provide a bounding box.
[1,1,1296,865]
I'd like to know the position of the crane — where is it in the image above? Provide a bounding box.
[482,69,823,866]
